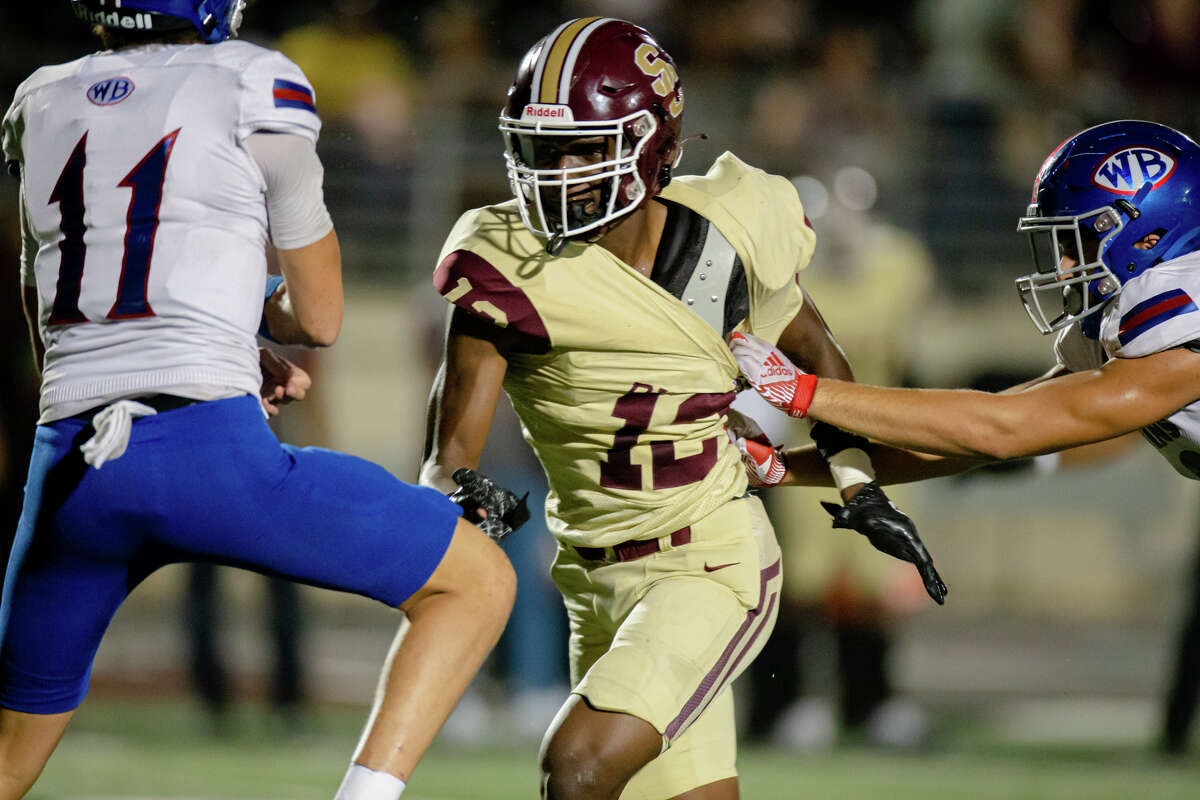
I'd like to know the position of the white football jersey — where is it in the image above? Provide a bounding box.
[1054,250,1200,479]
[2,41,321,422]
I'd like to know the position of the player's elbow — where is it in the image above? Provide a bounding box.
[970,438,1025,463]
[960,408,1033,461]
[296,303,342,347]
[303,320,339,348]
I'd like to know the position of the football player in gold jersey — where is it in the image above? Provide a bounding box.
[421,17,944,800]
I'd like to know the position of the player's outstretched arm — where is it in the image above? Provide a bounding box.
[809,348,1200,459]
[733,329,1200,459]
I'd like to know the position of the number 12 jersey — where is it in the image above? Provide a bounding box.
[435,153,814,547]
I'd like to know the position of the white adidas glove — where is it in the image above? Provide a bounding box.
[729,332,817,418]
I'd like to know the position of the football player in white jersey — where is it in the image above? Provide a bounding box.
[422,18,944,800]
[729,120,1200,490]
[0,3,516,799]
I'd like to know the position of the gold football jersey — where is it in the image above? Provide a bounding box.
[435,152,814,546]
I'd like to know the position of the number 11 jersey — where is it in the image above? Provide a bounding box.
[3,41,321,422]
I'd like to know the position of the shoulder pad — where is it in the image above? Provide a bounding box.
[1104,259,1200,357]
[236,45,320,142]
[434,249,549,342]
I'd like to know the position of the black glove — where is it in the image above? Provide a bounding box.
[820,482,948,605]
[448,467,530,542]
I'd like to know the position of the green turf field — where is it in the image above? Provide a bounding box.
[26,698,1200,799]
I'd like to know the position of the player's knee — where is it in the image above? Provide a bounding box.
[476,535,517,623]
[540,740,616,800]
[446,519,516,620]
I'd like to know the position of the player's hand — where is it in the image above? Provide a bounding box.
[820,482,948,605]
[448,468,531,542]
[734,436,787,487]
[728,332,817,418]
[725,409,786,487]
[259,347,311,416]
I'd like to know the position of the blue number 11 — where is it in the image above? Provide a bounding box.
[47,128,180,324]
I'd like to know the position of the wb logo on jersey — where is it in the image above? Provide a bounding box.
[1091,147,1175,195]
[87,77,135,106]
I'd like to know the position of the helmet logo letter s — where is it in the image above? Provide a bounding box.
[1092,147,1176,195]
[634,44,683,117]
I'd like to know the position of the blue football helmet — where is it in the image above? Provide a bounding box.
[1016,120,1200,334]
[71,0,245,44]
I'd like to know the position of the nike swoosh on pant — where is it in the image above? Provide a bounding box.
[703,562,739,572]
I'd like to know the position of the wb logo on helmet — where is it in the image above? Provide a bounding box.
[1091,147,1176,195]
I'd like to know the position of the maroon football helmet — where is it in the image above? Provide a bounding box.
[499,17,685,250]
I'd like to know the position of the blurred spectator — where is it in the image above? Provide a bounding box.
[476,398,570,741]
[0,197,39,567]
[184,347,330,732]
[1161,493,1200,756]
[418,310,568,744]
[742,197,938,751]
[1113,0,1200,133]
[740,17,919,225]
[407,1,514,240]
[731,15,938,750]
[909,0,1028,294]
[185,565,306,732]
[681,0,811,68]
[275,0,416,165]
[275,1,420,279]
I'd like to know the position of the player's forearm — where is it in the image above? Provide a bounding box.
[418,459,463,494]
[807,380,1035,460]
[419,401,474,494]
[268,231,343,347]
[419,358,501,493]
[777,442,988,487]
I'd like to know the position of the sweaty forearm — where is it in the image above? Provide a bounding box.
[808,380,1028,459]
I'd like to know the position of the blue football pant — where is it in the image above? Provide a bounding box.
[0,395,459,713]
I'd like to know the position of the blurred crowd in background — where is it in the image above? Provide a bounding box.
[4,0,1200,758]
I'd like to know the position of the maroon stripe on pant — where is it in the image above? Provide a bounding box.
[664,558,781,740]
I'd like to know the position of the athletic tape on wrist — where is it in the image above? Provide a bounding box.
[1033,452,1061,475]
[828,447,876,491]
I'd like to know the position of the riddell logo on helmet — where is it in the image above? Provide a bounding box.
[72,5,157,29]
[1092,147,1176,195]
[521,104,575,122]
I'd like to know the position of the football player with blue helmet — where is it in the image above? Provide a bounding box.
[0,4,515,799]
[71,0,246,44]
[730,120,1200,484]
